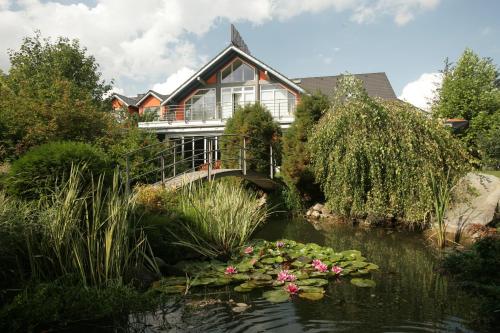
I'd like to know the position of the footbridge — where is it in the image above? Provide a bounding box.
[123,134,279,193]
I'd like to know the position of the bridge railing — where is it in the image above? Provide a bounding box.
[123,134,277,194]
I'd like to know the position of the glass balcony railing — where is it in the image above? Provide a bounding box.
[142,100,296,123]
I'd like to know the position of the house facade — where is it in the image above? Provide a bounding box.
[111,26,397,159]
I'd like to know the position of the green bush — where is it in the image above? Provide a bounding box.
[6,141,111,199]
[282,92,330,204]
[0,279,160,332]
[308,76,471,225]
[222,104,281,174]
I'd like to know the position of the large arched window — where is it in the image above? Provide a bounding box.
[260,84,296,119]
[221,58,255,83]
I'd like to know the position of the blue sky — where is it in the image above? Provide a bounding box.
[0,0,498,109]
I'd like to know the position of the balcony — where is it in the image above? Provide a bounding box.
[143,100,296,124]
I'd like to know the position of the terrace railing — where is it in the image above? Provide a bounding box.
[142,99,296,123]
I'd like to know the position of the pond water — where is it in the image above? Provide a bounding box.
[125,217,488,333]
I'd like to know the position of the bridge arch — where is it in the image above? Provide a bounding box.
[123,134,278,193]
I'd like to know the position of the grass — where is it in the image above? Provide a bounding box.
[168,181,269,259]
[480,170,500,178]
[0,165,158,287]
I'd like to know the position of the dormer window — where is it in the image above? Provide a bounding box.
[221,58,255,83]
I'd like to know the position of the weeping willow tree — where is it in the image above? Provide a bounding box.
[308,76,472,226]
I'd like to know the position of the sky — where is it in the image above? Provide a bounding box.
[0,0,498,110]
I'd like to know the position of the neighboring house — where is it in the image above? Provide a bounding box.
[111,25,396,155]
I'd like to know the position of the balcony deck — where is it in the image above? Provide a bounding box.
[138,100,296,136]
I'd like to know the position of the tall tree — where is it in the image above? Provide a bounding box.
[0,32,114,161]
[432,48,500,167]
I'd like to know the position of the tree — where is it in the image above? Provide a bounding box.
[282,92,330,203]
[308,76,471,225]
[432,48,500,167]
[0,32,114,161]
[222,104,281,175]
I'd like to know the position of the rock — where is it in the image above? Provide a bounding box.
[320,206,331,215]
[306,209,312,217]
[312,203,324,211]
[445,173,500,238]
[236,302,248,307]
[311,210,321,219]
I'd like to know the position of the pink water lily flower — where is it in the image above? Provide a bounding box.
[331,265,343,275]
[277,270,297,282]
[285,283,300,295]
[244,246,254,254]
[315,262,328,273]
[225,266,237,275]
[312,259,322,267]
[276,241,285,248]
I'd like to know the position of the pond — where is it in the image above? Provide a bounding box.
[124,217,488,333]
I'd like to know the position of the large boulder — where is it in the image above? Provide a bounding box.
[445,173,500,236]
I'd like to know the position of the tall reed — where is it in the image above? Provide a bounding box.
[429,171,455,248]
[23,166,157,286]
[170,181,269,259]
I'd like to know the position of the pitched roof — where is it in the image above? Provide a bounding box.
[293,72,397,100]
[162,45,306,105]
[136,90,169,106]
[112,93,140,107]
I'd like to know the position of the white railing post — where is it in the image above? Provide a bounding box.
[173,145,176,177]
[242,136,247,175]
[270,144,274,179]
[207,139,212,180]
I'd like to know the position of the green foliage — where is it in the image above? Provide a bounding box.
[222,104,281,174]
[441,237,500,327]
[169,181,269,259]
[6,141,111,199]
[0,166,157,287]
[308,76,471,225]
[432,48,500,167]
[0,279,160,332]
[282,92,330,204]
[0,32,114,160]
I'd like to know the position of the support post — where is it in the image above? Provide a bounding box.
[192,138,195,170]
[270,144,274,179]
[203,137,207,164]
[161,154,165,183]
[173,145,177,177]
[125,155,130,196]
[181,136,185,158]
[242,136,247,175]
[207,139,212,180]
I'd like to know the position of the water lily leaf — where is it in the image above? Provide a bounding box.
[213,278,232,286]
[299,292,324,301]
[309,271,327,277]
[275,256,284,263]
[350,261,368,268]
[234,286,252,292]
[157,277,186,286]
[356,269,370,275]
[231,273,250,281]
[297,256,312,264]
[350,278,376,288]
[296,278,329,287]
[260,257,276,264]
[295,271,309,279]
[330,254,343,262]
[291,261,305,268]
[262,289,290,303]
[251,273,272,281]
[239,281,257,289]
[191,277,217,286]
[341,250,362,259]
[299,286,324,293]
[365,263,379,270]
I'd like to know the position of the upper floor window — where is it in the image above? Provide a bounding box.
[143,106,160,121]
[221,58,255,83]
[185,88,216,121]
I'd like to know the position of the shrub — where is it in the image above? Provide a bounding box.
[222,103,281,174]
[169,181,269,259]
[6,141,111,199]
[282,92,330,204]
[308,76,471,225]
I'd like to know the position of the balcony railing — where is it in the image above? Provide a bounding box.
[143,100,296,123]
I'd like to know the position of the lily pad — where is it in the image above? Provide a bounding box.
[299,286,324,293]
[365,263,379,270]
[295,278,325,286]
[231,273,251,281]
[156,285,185,294]
[234,286,252,292]
[251,273,273,281]
[350,261,368,268]
[350,278,376,288]
[262,289,290,303]
[260,257,276,264]
[299,292,324,301]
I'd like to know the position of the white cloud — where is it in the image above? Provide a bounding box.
[399,72,442,111]
[152,67,196,95]
[0,0,441,95]
[352,0,440,26]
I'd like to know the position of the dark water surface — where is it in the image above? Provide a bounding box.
[124,217,488,333]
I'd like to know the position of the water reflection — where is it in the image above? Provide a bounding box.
[127,218,486,333]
